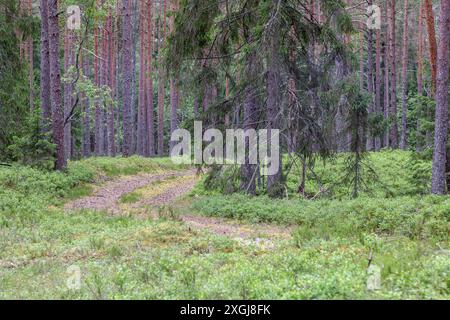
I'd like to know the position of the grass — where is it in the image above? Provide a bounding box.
[0,153,448,299]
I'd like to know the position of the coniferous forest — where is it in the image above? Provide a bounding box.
[0,0,449,301]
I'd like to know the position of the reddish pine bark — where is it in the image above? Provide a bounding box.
[424,0,438,95]
[82,52,91,158]
[388,0,399,148]
[431,0,450,194]
[48,0,66,170]
[63,28,73,160]
[146,0,155,156]
[27,0,33,110]
[100,20,108,154]
[157,0,167,155]
[137,1,147,156]
[366,1,375,151]
[383,1,390,148]
[122,0,133,157]
[169,0,179,153]
[417,3,424,95]
[374,28,382,151]
[93,18,102,156]
[107,12,116,156]
[40,0,51,131]
[400,0,409,150]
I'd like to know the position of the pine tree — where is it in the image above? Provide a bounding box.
[431,0,450,194]
[48,0,65,169]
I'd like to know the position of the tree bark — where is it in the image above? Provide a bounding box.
[137,0,147,156]
[146,0,155,156]
[157,0,167,155]
[417,3,424,96]
[48,0,66,170]
[40,0,51,131]
[366,2,375,151]
[122,0,133,157]
[93,19,102,156]
[266,4,282,194]
[63,28,73,160]
[107,12,116,156]
[169,0,179,154]
[424,0,438,95]
[374,28,382,151]
[431,0,450,194]
[400,0,409,150]
[27,0,33,110]
[82,52,91,158]
[383,1,390,148]
[388,0,399,148]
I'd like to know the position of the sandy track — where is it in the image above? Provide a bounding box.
[65,169,291,241]
[64,170,196,213]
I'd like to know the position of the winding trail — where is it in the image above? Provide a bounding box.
[65,169,292,241]
[65,170,196,213]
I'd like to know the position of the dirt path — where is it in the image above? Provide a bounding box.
[64,170,196,213]
[65,170,292,241]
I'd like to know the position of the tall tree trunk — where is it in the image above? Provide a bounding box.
[107,12,116,156]
[131,0,139,155]
[63,28,73,160]
[122,0,133,157]
[169,77,179,153]
[137,0,147,156]
[115,1,122,153]
[388,0,399,148]
[48,0,65,170]
[416,3,425,151]
[383,1,390,148]
[400,0,409,150]
[266,5,282,195]
[424,0,438,95]
[417,3,424,96]
[374,28,382,151]
[240,32,259,195]
[93,20,102,156]
[366,2,375,151]
[82,52,91,158]
[27,0,33,110]
[101,18,109,154]
[157,0,167,155]
[169,0,179,154]
[431,0,450,194]
[146,0,155,156]
[40,0,51,131]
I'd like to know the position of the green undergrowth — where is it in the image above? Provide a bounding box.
[1,210,448,299]
[0,154,448,299]
[0,157,190,228]
[192,195,449,243]
[285,150,432,199]
[193,150,432,199]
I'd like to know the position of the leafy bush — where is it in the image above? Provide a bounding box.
[192,194,449,243]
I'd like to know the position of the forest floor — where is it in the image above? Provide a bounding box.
[65,170,292,241]
[0,153,448,299]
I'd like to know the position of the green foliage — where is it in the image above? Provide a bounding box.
[119,191,141,204]
[203,164,241,195]
[408,94,436,150]
[283,150,432,199]
[0,155,448,299]
[193,194,449,243]
[6,109,55,170]
[0,156,189,227]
